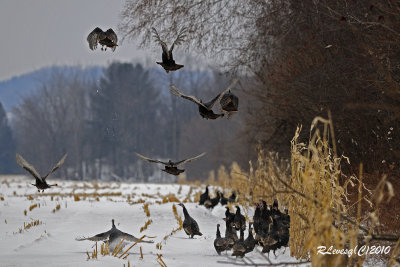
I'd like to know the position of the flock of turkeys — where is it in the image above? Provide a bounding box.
[12,26,276,258]
[198,186,291,257]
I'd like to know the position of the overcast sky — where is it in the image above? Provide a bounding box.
[0,0,153,82]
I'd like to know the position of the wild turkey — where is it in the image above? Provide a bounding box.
[87,28,118,51]
[234,206,246,231]
[16,153,67,192]
[135,152,205,176]
[232,230,246,258]
[219,79,239,118]
[271,198,283,217]
[219,192,228,205]
[228,191,237,203]
[244,223,256,253]
[178,203,203,238]
[223,217,237,249]
[225,207,235,223]
[214,224,226,255]
[199,186,210,205]
[220,91,239,117]
[260,200,271,235]
[204,192,220,209]
[76,219,153,244]
[152,27,186,73]
[282,208,290,227]
[170,79,237,120]
[261,216,280,254]
[170,85,225,120]
[253,202,263,238]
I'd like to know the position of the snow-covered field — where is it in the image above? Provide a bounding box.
[0,175,302,267]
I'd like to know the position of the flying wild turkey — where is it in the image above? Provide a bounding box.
[219,79,239,118]
[152,27,186,72]
[16,153,67,192]
[178,203,203,238]
[170,79,237,120]
[87,27,118,51]
[135,152,205,176]
[76,219,154,244]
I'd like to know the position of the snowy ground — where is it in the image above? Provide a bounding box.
[0,175,304,267]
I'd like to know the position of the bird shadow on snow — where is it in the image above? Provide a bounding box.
[14,231,51,251]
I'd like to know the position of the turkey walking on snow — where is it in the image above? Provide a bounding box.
[219,192,228,205]
[152,27,186,73]
[214,224,227,255]
[199,186,210,205]
[232,230,246,258]
[225,207,235,223]
[75,219,153,244]
[204,192,220,209]
[234,206,246,231]
[178,203,203,238]
[16,153,67,192]
[135,152,205,176]
[223,217,237,249]
[87,27,118,51]
[228,191,237,203]
[244,223,256,253]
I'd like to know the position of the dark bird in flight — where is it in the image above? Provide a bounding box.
[135,152,206,176]
[87,27,118,51]
[220,90,239,118]
[16,153,67,192]
[76,219,153,246]
[169,80,238,120]
[152,27,186,73]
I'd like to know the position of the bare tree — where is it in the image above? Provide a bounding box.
[13,70,91,179]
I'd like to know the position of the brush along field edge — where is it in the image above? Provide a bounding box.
[207,115,398,266]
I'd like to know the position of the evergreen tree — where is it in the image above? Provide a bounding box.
[89,63,169,180]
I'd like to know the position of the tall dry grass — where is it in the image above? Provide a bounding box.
[210,116,397,266]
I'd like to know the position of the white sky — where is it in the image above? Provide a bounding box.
[0,0,152,81]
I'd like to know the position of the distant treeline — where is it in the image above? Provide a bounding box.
[1,62,251,181]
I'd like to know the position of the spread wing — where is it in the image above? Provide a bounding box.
[105,28,118,51]
[152,27,170,59]
[113,230,154,243]
[16,154,42,182]
[87,27,104,50]
[75,229,112,242]
[170,85,208,109]
[174,152,206,167]
[44,154,67,179]
[169,27,187,54]
[135,152,169,165]
[204,93,223,109]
